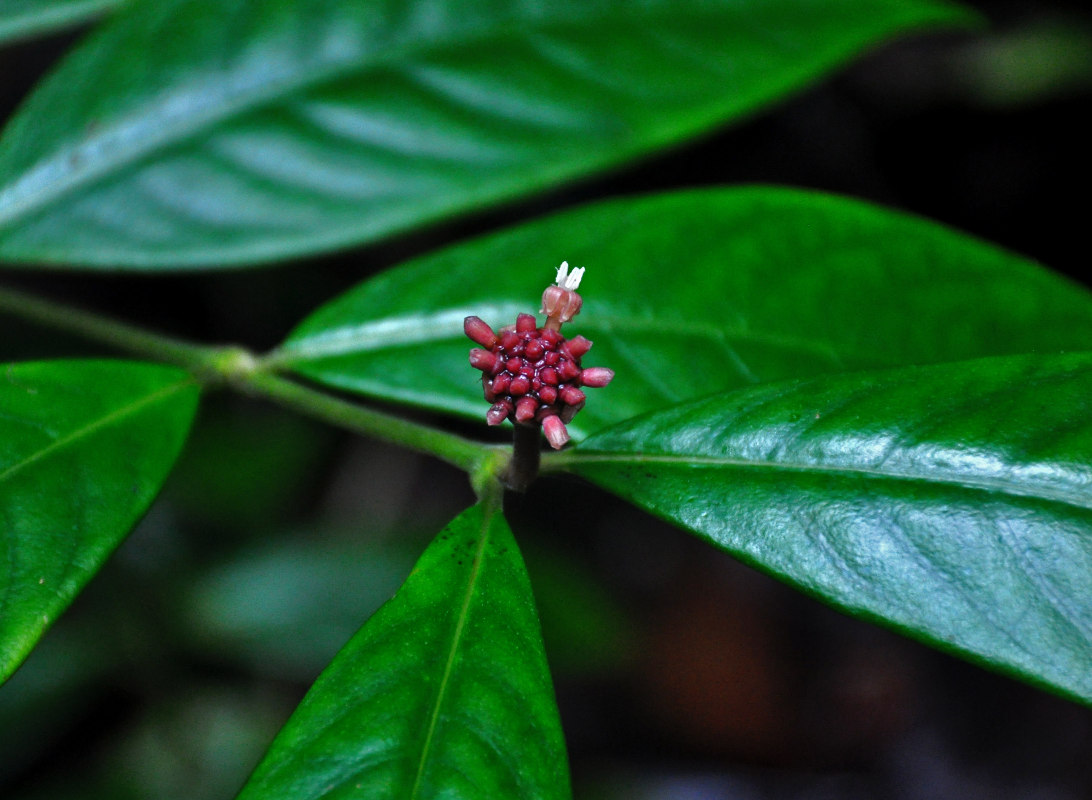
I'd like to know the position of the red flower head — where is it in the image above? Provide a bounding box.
[464,262,614,449]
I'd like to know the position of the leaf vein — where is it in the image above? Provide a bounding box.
[561,453,1092,512]
[408,498,493,799]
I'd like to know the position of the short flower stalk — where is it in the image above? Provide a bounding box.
[464,262,614,490]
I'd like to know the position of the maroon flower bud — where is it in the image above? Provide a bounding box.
[509,375,532,396]
[538,385,558,404]
[515,396,538,422]
[542,415,570,449]
[559,386,586,406]
[580,366,614,387]
[516,313,537,332]
[468,348,497,372]
[567,335,593,358]
[557,358,580,382]
[524,339,545,360]
[487,401,512,426]
[464,316,497,348]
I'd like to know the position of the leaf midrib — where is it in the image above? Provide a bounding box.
[0,374,195,670]
[408,503,493,799]
[556,450,1092,511]
[275,306,844,367]
[0,377,195,485]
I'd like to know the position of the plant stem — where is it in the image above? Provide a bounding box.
[239,371,493,473]
[502,422,541,492]
[0,283,497,473]
[0,284,214,372]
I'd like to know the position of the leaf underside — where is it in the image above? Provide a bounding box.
[236,502,570,800]
[565,352,1092,704]
[0,360,199,683]
[0,0,971,268]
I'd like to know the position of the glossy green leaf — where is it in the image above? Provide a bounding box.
[277,187,1092,438]
[236,501,570,800]
[0,0,972,268]
[560,352,1092,703]
[0,360,199,683]
[0,0,123,47]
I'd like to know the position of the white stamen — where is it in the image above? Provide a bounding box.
[555,261,584,291]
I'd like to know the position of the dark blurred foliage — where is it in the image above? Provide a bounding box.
[1,1,1091,798]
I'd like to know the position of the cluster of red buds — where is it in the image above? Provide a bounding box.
[464,262,614,449]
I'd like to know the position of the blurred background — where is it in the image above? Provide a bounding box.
[2,0,1091,797]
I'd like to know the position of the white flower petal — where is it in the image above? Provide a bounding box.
[564,266,585,290]
[555,261,570,285]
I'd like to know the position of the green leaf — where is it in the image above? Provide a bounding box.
[560,352,1092,704]
[0,0,972,269]
[0,360,199,683]
[0,0,124,47]
[236,501,570,800]
[277,187,1092,438]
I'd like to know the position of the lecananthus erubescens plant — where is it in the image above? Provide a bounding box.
[1,0,1090,797]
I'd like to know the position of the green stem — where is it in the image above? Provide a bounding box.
[239,370,493,473]
[0,283,496,473]
[0,284,215,372]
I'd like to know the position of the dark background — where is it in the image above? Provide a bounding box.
[1,1,1091,798]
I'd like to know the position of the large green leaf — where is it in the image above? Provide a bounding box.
[236,501,570,800]
[0,360,198,683]
[0,0,971,268]
[0,0,123,47]
[276,187,1092,438]
[558,352,1092,703]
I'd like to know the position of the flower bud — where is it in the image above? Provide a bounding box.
[542,415,570,449]
[468,348,497,371]
[524,339,545,360]
[557,358,580,381]
[464,316,497,348]
[486,401,512,426]
[566,335,593,358]
[580,367,614,387]
[515,396,538,422]
[560,386,586,406]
